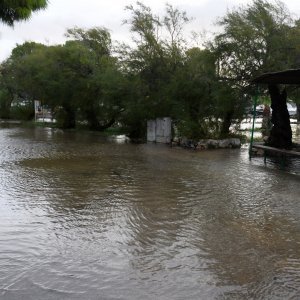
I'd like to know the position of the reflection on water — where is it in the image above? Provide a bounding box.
[0,127,300,299]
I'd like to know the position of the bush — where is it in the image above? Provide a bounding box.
[10,105,34,120]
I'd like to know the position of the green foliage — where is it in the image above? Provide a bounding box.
[65,27,112,59]
[0,42,47,109]
[213,0,294,83]
[170,48,217,138]
[0,0,47,26]
[11,41,46,59]
[121,2,190,137]
[209,0,298,136]
[2,1,300,140]
[0,88,11,118]
[65,27,126,130]
[257,95,271,105]
[0,28,127,130]
[10,103,34,120]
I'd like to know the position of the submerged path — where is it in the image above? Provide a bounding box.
[0,127,300,299]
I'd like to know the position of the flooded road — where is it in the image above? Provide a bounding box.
[0,126,300,299]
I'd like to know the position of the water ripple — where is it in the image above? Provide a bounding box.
[0,127,300,299]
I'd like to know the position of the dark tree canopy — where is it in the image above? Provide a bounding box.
[1,0,299,140]
[0,0,47,26]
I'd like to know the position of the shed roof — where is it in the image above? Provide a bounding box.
[252,69,300,85]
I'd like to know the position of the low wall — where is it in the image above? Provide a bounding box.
[176,138,241,150]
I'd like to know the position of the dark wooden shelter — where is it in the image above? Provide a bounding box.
[252,69,300,85]
[250,69,300,162]
[251,69,299,150]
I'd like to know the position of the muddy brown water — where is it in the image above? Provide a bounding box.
[0,126,300,299]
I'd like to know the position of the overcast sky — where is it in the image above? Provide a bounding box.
[1,0,300,62]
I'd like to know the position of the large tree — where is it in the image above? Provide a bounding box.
[170,48,216,139]
[1,28,127,130]
[0,0,47,26]
[211,0,298,136]
[0,42,46,119]
[213,0,294,83]
[121,2,189,138]
[66,27,127,130]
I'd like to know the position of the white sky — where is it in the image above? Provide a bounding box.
[1,0,300,62]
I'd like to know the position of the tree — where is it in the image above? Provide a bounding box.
[0,63,14,119]
[170,48,216,139]
[1,27,127,130]
[66,27,127,130]
[65,27,111,59]
[0,42,86,126]
[0,42,46,120]
[122,2,189,138]
[213,0,293,83]
[0,0,47,26]
[0,81,11,119]
[285,19,300,121]
[211,0,297,135]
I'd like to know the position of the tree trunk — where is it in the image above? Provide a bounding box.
[86,109,100,130]
[86,109,115,131]
[297,103,300,122]
[220,110,234,137]
[267,84,292,149]
[98,118,115,131]
[62,105,76,129]
[0,98,12,119]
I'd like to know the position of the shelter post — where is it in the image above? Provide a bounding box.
[249,86,259,159]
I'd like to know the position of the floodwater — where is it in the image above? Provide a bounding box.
[0,126,300,300]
